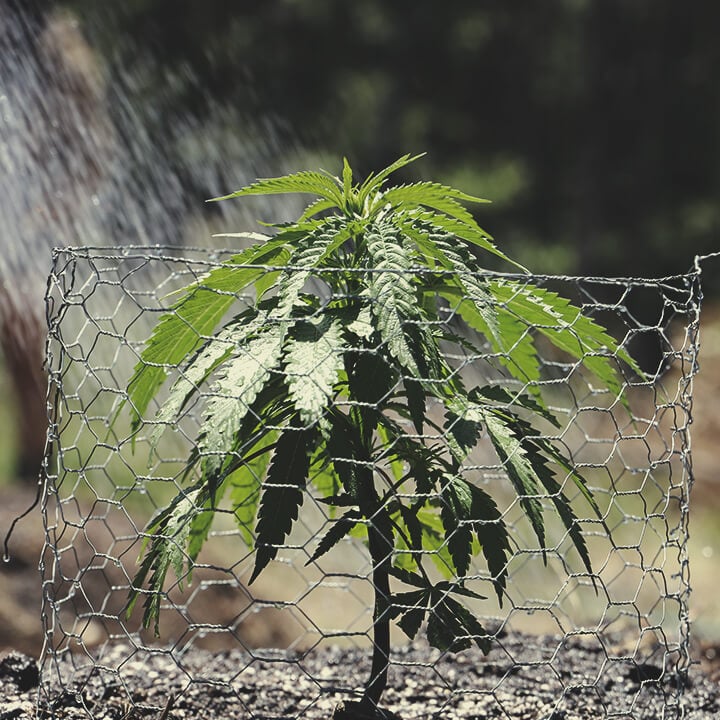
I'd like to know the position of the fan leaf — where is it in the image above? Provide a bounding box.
[305,509,362,565]
[284,315,345,427]
[199,325,285,483]
[209,170,343,206]
[250,422,315,583]
[366,222,421,375]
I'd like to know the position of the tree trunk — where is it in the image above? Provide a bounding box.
[0,288,48,480]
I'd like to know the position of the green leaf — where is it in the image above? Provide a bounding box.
[209,170,343,206]
[434,281,543,392]
[250,423,314,583]
[428,595,492,654]
[127,242,288,431]
[366,222,421,375]
[376,423,405,485]
[388,566,427,588]
[186,499,215,567]
[344,301,375,341]
[127,485,206,634]
[404,378,426,435]
[470,385,560,429]
[346,348,399,408]
[284,315,345,426]
[402,210,524,270]
[439,476,474,577]
[397,606,427,640]
[481,409,546,554]
[305,509,361,565]
[358,153,426,204]
[521,439,596,580]
[298,197,337,222]
[342,157,353,200]
[491,280,641,394]
[148,311,266,451]
[467,484,510,604]
[271,220,353,317]
[443,396,484,463]
[200,325,286,481]
[325,414,363,503]
[415,507,456,579]
[382,182,488,229]
[228,432,278,546]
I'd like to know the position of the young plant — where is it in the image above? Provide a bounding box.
[123,154,635,719]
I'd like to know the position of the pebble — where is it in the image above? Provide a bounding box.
[0,653,39,692]
[0,700,35,720]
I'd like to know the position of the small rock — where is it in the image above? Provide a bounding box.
[0,653,39,692]
[0,699,35,720]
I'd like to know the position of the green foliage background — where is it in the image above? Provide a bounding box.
[58,0,720,284]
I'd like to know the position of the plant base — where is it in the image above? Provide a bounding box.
[332,700,403,720]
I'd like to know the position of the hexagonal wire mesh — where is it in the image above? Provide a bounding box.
[37,246,705,719]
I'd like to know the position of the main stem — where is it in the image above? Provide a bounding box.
[363,512,393,710]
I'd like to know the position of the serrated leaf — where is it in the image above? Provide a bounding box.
[435,281,543,392]
[388,566,427,588]
[127,241,289,431]
[415,507,455,579]
[467,484,510,604]
[522,440,595,580]
[271,221,353,317]
[284,315,345,426]
[342,157,353,200]
[492,280,641,394]
[397,607,427,640]
[382,182,487,230]
[200,325,286,481]
[250,423,314,583]
[470,385,560,429]
[438,596,492,654]
[186,506,215,577]
[210,170,343,206]
[305,509,361,565]
[358,153,426,203]
[387,588,428,640]
[376,423,405,484]
[427,600,469,652]
[366,222,421,375]
[345,302,375,340]
[439,476,474,577]
[481,409,546,554]
[126,485,206,634]
[149,313,265,452]
[443,395,484,463]
[401,209,524,270]
[316,492,355,507]
[404,378,426,435]
[435,581,487,601]
[228,431,278,546]
[298,198,337,222]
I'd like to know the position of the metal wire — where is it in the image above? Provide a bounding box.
[36,246,704,719]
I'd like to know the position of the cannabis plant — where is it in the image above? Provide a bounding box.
[124,155,635,719]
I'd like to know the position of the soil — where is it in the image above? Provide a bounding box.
[1,633,719,719]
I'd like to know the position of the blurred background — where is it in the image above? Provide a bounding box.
[1,0,718,661]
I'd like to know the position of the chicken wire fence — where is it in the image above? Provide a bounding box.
[36,246,703,720]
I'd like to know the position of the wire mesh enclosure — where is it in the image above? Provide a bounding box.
[38,246,702,719]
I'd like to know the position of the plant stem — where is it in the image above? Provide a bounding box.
[362,502,393,711]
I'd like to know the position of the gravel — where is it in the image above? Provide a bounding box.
[1,634,718,719]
